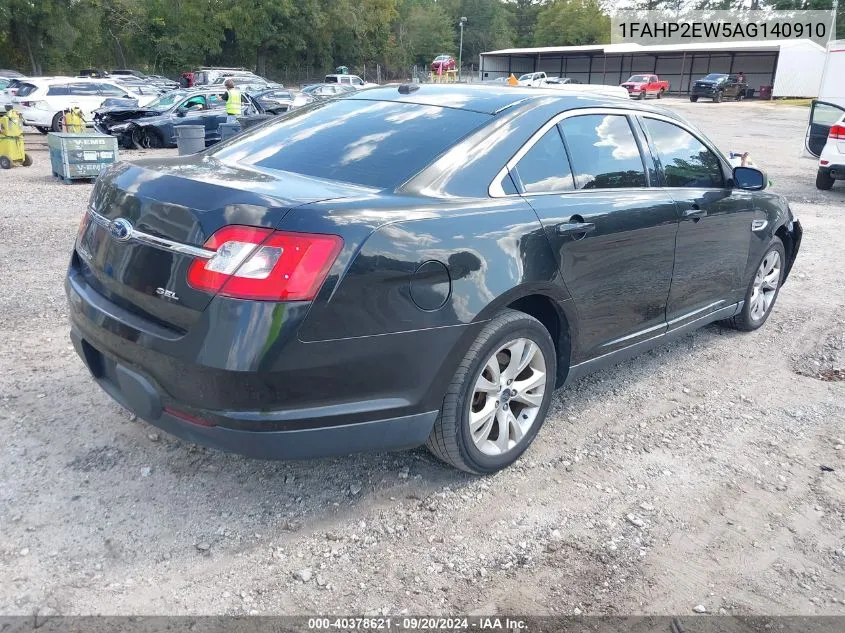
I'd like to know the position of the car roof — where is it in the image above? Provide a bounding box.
[346,84,684,118]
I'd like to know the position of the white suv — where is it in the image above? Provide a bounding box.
[324,74,378,89]
[816,112,845,190]
[13,77,134,132]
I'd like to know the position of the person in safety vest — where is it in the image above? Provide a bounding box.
[224,79,242,122]
[64,107,86,133]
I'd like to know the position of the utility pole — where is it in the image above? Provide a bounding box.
[458,17,467,82]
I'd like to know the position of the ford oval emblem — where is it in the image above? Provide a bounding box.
[109,218,133,242]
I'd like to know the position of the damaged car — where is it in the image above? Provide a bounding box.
[93,88,264,149]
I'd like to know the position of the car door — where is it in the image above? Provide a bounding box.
[638,115,753,328]
[171,95,209,143]
[806,100,845,157]
[506,110,679,363]
[67,82,105,119]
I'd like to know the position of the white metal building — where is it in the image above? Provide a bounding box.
[479,39,826,98]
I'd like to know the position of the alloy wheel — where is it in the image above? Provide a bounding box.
[749,250,781,322]
[468,338,547,456]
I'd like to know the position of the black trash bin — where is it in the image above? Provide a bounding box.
[238,114,275,131]
[745,87,755,99]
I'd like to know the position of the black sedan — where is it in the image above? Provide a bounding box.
[93,88,263,149]
[252,88,316,114]
[300,83,357,100]
[67,85,801,473]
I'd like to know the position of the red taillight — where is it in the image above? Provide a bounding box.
[830,124,845,140]
[187,225,343,301]
[20,100,33,107]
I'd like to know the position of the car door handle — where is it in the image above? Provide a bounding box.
[683,207,707,219]
[558,221,596,235]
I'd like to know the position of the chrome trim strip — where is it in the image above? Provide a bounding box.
[488,107,728,199]
[87,207,215,259]
[666,300,724,327]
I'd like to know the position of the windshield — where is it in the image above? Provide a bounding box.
[519,74,534,80]
[211,99,490,189]
[144,90,187,110]
[703,74,727,82]
[627,75,650,82]
[434,56,449,61]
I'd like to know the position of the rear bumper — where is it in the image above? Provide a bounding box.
[819,164,845,180]
[65,267,467,460]
[69,327,435,459]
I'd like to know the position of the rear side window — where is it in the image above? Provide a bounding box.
[68,82,102,96]
[15,83,38,97]
[559,114,647,189]
[211,99,490,189]
[512,126,574,194]
[325,75,338,83]
[642,118,724,188]
[47,84,70,96]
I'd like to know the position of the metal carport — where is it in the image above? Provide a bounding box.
[479,40,826,98]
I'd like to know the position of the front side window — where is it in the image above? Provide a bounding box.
[642,118,724,188]
[181,95,207,110]
[511,126,574,194]
[559,114,647,189]
[99,83,128,97]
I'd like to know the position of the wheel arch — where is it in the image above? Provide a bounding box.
[471,285,575,388]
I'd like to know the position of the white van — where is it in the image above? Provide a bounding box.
[13,77,134,132]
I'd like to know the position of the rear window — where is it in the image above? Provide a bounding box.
[15,82,38,97]
[211,99,490,189]
[324,75,338,83]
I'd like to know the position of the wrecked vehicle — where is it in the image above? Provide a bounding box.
[93,88,264,149]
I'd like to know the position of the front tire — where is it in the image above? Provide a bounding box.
[0,156,11,169]
[657,89,664,99]
[35,126,49,135]
[638,90,646,100]
[690,95,699,102]
[132,126,164,149]
[816,169,835,190]
[426,309,557,474]
[723,238,786,332]
[714,91,723,103]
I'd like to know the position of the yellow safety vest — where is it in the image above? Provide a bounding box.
[226,88,242,115]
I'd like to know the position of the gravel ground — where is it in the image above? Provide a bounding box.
[0,99,843,617]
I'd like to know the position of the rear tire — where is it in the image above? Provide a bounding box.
[426,309,557,474]
[35,126,49,135]
[0,156,11,169]
[816,169,835,190]
[690,95,699,102]
[22,153,32,167]
[51,112,64,133]
[723,238,786,332]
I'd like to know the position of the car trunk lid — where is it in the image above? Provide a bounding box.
[74,156,367,332]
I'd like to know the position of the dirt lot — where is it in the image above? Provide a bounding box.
[0,99,843,617]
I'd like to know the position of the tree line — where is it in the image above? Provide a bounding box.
[1,0,841,81]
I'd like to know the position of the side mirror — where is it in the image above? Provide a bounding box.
[733,166,767,191]
[176,107,187,117]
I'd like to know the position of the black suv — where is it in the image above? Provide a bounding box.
[690,74,747,103]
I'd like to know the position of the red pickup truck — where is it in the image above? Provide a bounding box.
[620,74,669,99]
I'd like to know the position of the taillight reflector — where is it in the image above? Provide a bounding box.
[187,226,343,301]
[830,124,845,140]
